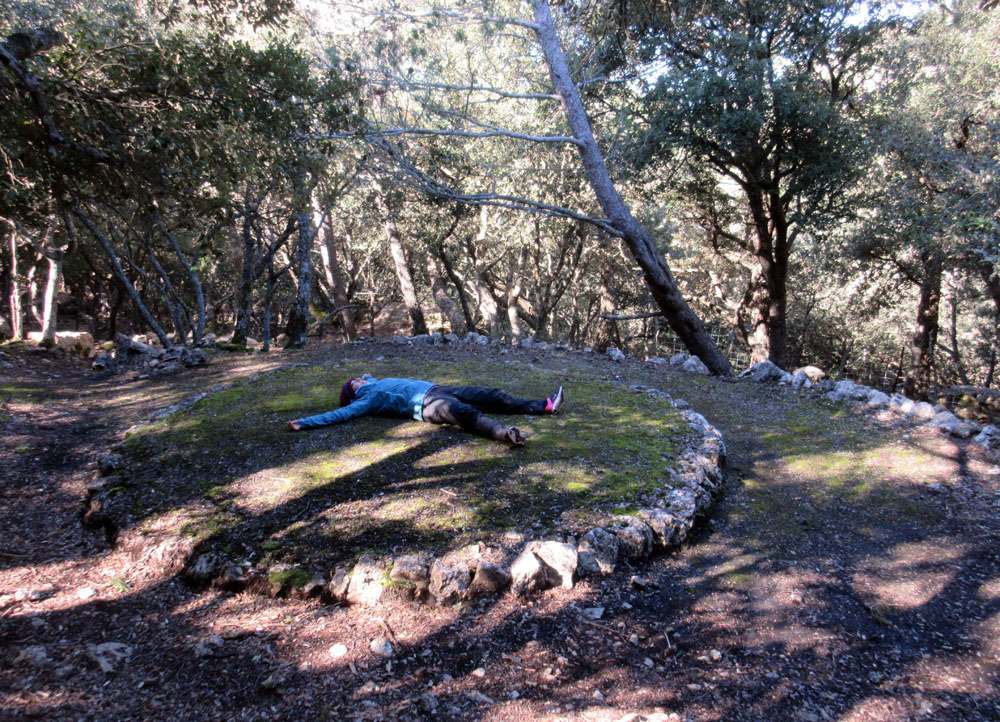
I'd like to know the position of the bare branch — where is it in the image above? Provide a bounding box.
[0,29,112,163]
[601,312,665,320]
[401,79,558,101]
[369,125,583,147]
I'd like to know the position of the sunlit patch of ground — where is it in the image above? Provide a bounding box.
[852,539,968,611]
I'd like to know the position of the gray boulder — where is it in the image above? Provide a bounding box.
[470,562,511,595]
[346,555,384,606]
[608,515,654,560]
[973,425,1000,452]
[606,347,626,363]
[577,528,619,575]
[523,540,578,588]
[908,401,936,421]
[429,560,472,606]
[793,365,826,382]
[668,352,690,367]
[681,355,711,375]
[866,390,891,408]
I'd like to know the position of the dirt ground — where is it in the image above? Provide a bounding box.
[1,340,998,722]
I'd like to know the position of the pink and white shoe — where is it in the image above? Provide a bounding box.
[545,386,564,414]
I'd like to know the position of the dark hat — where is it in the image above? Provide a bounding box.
[340,378,356,407]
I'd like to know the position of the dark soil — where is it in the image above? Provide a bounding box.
[1,339,998,722]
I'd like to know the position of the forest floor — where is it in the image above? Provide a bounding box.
[1,338,999,722]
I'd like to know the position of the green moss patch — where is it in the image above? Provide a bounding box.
[114,358,691,575]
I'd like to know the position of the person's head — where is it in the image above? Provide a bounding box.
[339,375,373,406]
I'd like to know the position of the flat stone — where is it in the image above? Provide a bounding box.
[346,555,384,606]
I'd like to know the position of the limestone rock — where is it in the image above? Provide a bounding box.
[577,527,619,575]
[637,508,687,550]
[608,516,654,560]
[668,353,689,367]
[742,360,790,383]
[866,390,891,408]
[647,356,667,365]
[524,540,577,588]
[606,347,626,362]
[890,393,915,414]
[791,371,813,389]
[390,555,430,594]
[509,548,561,596]
[429,560,471,606]
[346,555,384,606]
[97,453,123,476]
[327,566,351,602]
[681,355,711,375]
[470,562,511,595]
[793,365,826,382]
[973,425,1000,452]
[908,401,936,420]
[827,379,871,402]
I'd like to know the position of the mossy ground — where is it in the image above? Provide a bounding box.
[115,357,688,574]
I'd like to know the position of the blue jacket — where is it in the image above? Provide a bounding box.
[296,377,435,429]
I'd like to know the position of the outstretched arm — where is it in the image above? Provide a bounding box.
[288,397,374,431]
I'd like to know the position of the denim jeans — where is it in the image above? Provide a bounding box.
[421,385,546,439]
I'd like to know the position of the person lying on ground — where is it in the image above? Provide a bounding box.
[286,373,564,446]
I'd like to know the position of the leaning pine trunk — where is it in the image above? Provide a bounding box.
[531,0,731,375]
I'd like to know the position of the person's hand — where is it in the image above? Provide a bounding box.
[287,420,301,431]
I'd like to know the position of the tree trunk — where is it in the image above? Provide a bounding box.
[738,190,789,367]
[284,167,314,349]
[506,247,527,341]
[316,203,356,339]
[979,260,1000,388]
[155,210,206,345]
[591,263,621,352]
[531,0,731,375]
[231,201,256,346]
[7,230,22,339]
[435,247,476,333]
[372,186,427,335]
[40,248,61,344]
[73,208,171,348]
[904,249,943,400]
[427,249,466,335]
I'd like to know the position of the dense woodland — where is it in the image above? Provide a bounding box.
[1,0,998,399]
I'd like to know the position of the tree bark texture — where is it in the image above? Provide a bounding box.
[231,203,256,346]
[903,250,943,400]
[155,211,206,345]
[531,0,732,375]
[284,167,315,349]
[738,191,790,367]
[316,203,356,339]
[373,187,428,336]
[8,231,23,339]
[427,249,467,335]
[591,263,621,352]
